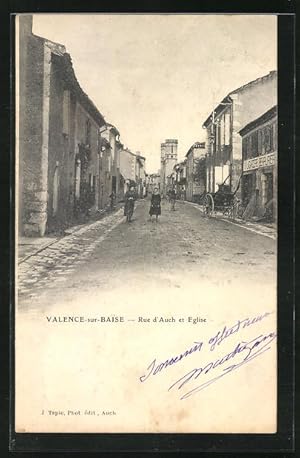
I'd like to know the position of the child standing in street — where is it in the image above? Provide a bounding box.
[149,187,161,222]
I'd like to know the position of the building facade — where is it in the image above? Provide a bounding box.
[100,123,121,203]
[239,106,277,222]
[172,161,187,198]
[185,142,206,201]
[18,15,107,236]
[202,71,277,198]
[160,139,178,196]
[119,147,137,193]
[135,154,147,198]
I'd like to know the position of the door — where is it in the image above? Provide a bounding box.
[112,176,116,194]
[52,166,59,216]
[242,173,255,207]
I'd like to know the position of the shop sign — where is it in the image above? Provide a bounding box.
[243,152,276,172]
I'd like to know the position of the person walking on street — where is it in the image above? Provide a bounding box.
[109,190,116,211]
[149,187,161,222]
[181,187,185,202]
[169,188,176,211]
[124,186,136,222]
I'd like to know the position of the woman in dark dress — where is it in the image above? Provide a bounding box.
[124,186,136,222]
[149,187,161,222]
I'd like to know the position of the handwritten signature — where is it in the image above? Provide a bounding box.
[168,331,277,400]
[140,341,203,382]
[208,311,273,351]
[139,311,273,384]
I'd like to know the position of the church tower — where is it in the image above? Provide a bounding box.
[160,139,178,195]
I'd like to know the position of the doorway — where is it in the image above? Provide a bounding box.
[242,173,255,207]
[52,166,59,216]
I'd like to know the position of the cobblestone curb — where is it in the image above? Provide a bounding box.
[17,208,125,298]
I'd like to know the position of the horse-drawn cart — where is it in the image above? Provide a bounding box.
[200,184,239,218]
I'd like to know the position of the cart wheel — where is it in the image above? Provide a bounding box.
[202,195,209,215]
[201,195,207,215]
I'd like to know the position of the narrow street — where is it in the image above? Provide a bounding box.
[18,197,276,313]
[16,196,277,433]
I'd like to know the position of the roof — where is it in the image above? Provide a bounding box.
[123,147,136,157]
[136,155,146,167]
[161,139,178,147]
[239,105,277,136]
[165,139,178,144]
[174,160,186,171]
[185,141,206,157]
[202,70,277,128]
[105,123,120,136]
[51,50,106,127]
[100,137,111,149]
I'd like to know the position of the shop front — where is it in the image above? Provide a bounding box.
[242,152,277,221]
[239,105,277,223]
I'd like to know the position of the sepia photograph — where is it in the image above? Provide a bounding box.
[15,13,278,434]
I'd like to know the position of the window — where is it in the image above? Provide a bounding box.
[62,90,70,135]
[85,119,91,146]
[220,115,225,146]
[269,124,274,151]
[242,138,247,159]
[245,136,251,160]
[216,123,220,149]
[258,129,262,155]
[224,111,230,145]
[97,130,101,152]
[251,131,258,157]
[273,121,277,150]
[52,166,59,215]
[264,126,272,153]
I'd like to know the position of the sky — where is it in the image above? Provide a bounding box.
[33,14,277,173]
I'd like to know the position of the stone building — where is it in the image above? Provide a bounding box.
[239,106,277,222]
[119,147,137,192]
[202,71,277,198]
[160,139,178,196]
[100,123,121,204]
[173,161,187,198]
[185,142,206,202]
[135,153,146,198]
[18,15,106,236]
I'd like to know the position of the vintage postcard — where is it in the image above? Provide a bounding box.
[15,13,277,433]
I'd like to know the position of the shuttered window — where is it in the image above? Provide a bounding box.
[62,90,70,135]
